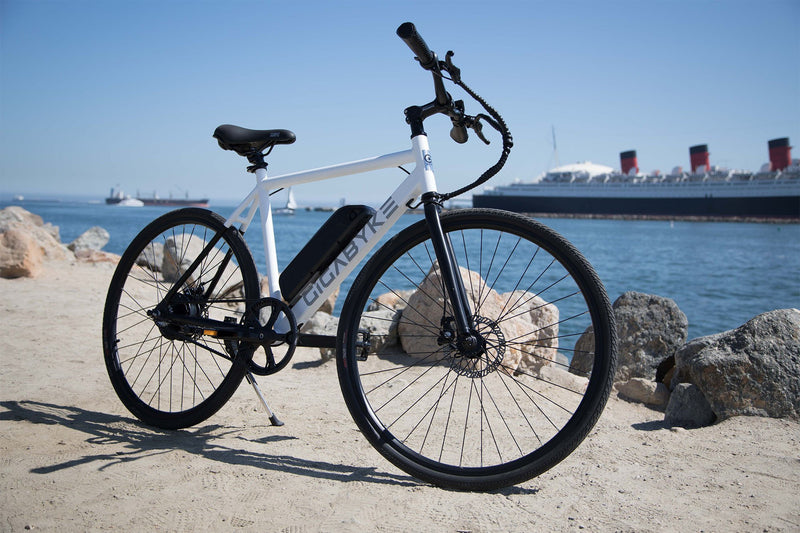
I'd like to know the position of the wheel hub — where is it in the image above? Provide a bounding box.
[152,289,207,341]
[444,316,506,378]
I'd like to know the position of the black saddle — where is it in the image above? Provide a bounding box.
[213,124,296,156]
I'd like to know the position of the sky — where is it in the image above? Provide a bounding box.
[1,0,798,205]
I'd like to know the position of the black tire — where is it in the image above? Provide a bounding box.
[103,208,260,429]
[337,209,617,491]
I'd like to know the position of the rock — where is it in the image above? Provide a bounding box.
[571,291,688,381]
[0,206,59,241]
[67,226,109,252]
[161,234,208,283]
[397,264,557,373]
[672,309,800,421]
[501,290,559,373]
[136,242,164,272]
[0,229,44,278]
[664,383,716,428]
[616,377,670,408]
[397,264,492,363]
[318,287,340,315]
[359,307,401,354]
[0,207,66,260]
[73,249,120,264]
[301,312,338,360]
[368,290,413,312]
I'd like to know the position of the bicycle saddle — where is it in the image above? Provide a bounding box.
[213,124,296,156]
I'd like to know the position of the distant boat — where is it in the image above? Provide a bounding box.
[275,187,298,215]
[117,197,144,207]
[105,187,209,207]
[12,195,24,202]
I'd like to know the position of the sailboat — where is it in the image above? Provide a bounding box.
[274,187,298,215]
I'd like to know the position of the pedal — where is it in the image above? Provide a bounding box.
[356,328,371,361]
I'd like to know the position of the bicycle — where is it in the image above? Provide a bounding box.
[102,23,617,491]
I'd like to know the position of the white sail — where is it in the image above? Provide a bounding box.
[286,187,298,210]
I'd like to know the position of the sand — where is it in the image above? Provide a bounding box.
[1,259,799,532]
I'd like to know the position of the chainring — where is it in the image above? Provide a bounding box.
[246,297,298,376]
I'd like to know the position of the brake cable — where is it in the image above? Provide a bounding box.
[434,52,514,202]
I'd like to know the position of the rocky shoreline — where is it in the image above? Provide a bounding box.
[3,203,798,431]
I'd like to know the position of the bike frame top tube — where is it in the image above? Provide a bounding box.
[224,134,438,327]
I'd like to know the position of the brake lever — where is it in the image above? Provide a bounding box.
[472,113,504,145]
[472,119,490,145]
[444,51,461,83]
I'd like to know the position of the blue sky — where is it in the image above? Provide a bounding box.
[1,0,798,205]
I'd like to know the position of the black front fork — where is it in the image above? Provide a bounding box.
[421,193,480,354]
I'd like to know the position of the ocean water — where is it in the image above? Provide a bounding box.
[3,199,798,340]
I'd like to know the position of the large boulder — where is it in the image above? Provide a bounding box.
[0,206,66,260]
[397,264,558,373]
[0,206,59,241]
[571,291,687,381]
[67,226,109,252]
[501,290,559,373]
[672,309,800,421]
[0,228,44,278]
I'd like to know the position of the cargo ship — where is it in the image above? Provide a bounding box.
[472,138,800,219]
[105,188,209,207]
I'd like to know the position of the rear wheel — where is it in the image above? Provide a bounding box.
[102,208,260,429]
[337,209,616,490]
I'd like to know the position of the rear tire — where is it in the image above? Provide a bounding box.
[337,209,616,490]
[102,208,260,429]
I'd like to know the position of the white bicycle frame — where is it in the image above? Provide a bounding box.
[224,134,437,329]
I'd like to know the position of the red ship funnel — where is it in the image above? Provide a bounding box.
[768,137,791,170]
[620,150,638,175]
[689,144,709,173]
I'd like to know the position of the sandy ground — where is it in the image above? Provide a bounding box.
[1,259,799,532]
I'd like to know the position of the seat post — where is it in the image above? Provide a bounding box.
[246,151,269,174]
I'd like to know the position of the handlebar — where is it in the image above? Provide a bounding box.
[395,22,514,201]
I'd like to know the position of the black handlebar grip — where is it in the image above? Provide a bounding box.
[397,22,436,69]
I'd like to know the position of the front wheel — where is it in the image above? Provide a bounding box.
[337,209,617,491]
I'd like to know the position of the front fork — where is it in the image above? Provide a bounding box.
[421,193,481,355]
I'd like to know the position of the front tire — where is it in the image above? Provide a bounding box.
[337,209,616,491]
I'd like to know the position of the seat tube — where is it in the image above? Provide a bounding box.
[255,168,281,299]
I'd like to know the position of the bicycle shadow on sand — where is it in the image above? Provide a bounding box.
[0,399,419,488]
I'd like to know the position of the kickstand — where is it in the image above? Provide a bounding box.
[245,372,284,426]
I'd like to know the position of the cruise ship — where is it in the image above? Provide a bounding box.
[473,138,800,219]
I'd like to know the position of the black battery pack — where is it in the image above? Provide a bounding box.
[280,205,376,304]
